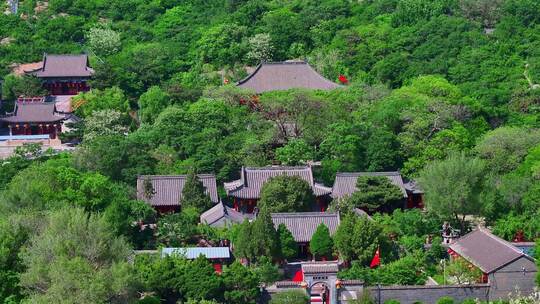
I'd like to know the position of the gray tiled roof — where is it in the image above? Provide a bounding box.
[200,202,254,226]
[271,212,340,243]
[331,172,408,200]
[237,61,341,93]
[449,228,531,273]
[0,102,66,123]
[136,174,219,207]
[29,54,94,78]
[404,180,424,194]
[302,262,339,274]
[224,166,332,199]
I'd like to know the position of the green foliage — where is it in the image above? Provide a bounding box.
[275,139,314,166]
[347,176,404,213]
[86,26,121,56]
[334,214,395,265]
[138,86,171,125]
[258,175,315,213]
[234,212,280,263]
[19,207,138,304]
[181,170,213,214]
[83,109,129,142]
[136,254,222,303]
[445,258,482,285]
[419,152,485,232]
[384,300,401,304]
[74,87,130,118]
[155,208,199,247]
[221,261,260,304]
[254,256,281,285]
[340,252,428,286]
[435,296,454,304]
[277,223,298,260]
[1,74,46,102]
[310,223,333,260]
[269,290,309,304]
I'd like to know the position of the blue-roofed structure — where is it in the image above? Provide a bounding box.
[161,247,231,260]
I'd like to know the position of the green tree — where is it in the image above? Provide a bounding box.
[254,256,281,285]
[277,223,298,260]
[74,87,130,118]
[347,176,404,213]
[310,224,333,260]
[419,153,486,233]
[83,109,129,142]
[221,261,260,304]
[156,208,199,247]
[269,290,309,304]
[19,208,138,304]
[181,170,213,214]
[138,86,171,125]
[251,211,281,261]
[1,74,46,101]
[334,214,394,265]
[445,258,482,285]
[86,26,121,56]
[258,175,315,213]
[275,139,314,166]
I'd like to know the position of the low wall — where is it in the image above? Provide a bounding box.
[367,284,490,304]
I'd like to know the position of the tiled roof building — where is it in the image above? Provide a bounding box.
[449,228,537,300]
[331,172,408,200]
[271,212,340,243]
[136,174,219,213]
[224,166,332,213]
[237,61,341,93]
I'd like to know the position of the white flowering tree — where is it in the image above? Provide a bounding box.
[86,27,121,56]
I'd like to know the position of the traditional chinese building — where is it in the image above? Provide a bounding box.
[25,54,94,96]
[161,247,232,273]
[331,172,424,210]
[136,174,219,213]
[237,61,341,93]
[0,97,66,138]
[448,228,537,300]
[271,212,340,259]
[200,202,255,227]
[224,166,332,213]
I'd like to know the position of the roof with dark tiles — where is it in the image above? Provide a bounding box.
[331,172,408,200]
[271,212,340,243]
[449,227,534,274]
[136,174,219,207]
[224,166,331,200]
[237,61,341,93]
[27,54,94,78]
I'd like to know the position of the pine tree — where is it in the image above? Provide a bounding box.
[251,211,280,262]
[277,223,297,260]
[234,219,255,263]
[310,223,333,260]
[181,169,213,214]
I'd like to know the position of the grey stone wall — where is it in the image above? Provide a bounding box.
[366,284,490,304]
[489,256,537,300]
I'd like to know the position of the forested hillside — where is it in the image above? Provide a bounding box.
[1,0,540,303]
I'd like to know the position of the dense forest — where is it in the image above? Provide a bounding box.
[0,0,540,303]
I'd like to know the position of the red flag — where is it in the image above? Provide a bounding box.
[338,74,349,85]
[370,247,380,268]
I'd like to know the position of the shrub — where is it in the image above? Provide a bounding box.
[436,297,454,304]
